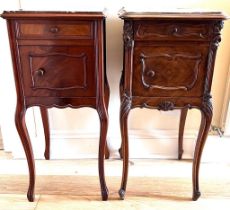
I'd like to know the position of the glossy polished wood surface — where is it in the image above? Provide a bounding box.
[1,11,110,201]
[119,11,227,201]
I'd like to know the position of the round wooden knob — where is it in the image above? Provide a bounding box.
[172,27,178,35]
[174,27,178,33]
[49,26,59,33]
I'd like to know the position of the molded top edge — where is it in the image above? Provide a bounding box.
[1,11,106,19]
[119,11,228,20]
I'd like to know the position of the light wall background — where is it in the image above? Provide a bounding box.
[0,0,229,159]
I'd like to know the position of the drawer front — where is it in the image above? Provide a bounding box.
[132,43,209,97]
[16,20,93,39]
[134,21,211,41]
[19,46,96,97]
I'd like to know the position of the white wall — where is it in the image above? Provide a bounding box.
[0,0,23,154]
[0,0,229,159]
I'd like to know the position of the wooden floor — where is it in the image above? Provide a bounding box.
[0,151,230,210]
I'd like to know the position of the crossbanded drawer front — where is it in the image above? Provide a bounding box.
[16,20,94,39]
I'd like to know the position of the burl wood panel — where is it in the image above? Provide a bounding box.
[133,44,208,97]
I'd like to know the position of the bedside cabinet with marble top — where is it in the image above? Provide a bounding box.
[118,10,227,200]
[1,11,110,201]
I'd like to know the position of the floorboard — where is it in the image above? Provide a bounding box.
[0,156,230,210]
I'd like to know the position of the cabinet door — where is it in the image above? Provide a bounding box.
[19,45,96,97]
[132,43,209,97]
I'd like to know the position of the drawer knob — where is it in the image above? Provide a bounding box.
[173,27,178,33]
[146,70,155,78]
[172,27,179,35]
[35,68,45,76]
[49,26,59,33]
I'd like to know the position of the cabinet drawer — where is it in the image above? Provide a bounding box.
[134,21,211,41]
[16,20,93,39]
[132,43,209,97]
[19,46,96,97]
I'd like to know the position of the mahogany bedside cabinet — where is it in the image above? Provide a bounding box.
[118,10,227,200]
[1,11,110,201]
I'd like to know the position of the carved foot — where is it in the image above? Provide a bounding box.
[44,150,50,160]
[119,147,123,159]
[118,188,126,200]
[27,188,35,202]
[178,150,183,160]
[101,187,109,201]
[192,190,201,201]
[105,153,109,160]
[105,141,110,160]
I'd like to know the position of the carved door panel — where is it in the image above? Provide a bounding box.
[132,43,209,97]
[19,46,96,97]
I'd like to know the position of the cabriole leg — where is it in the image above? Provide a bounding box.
[15,105,35,202]
[104,79,110,159]
[40,107,50,160]
[192,103,212,201]
[97,105,109,201]
[119,95,131,200]
[178,108,188,160]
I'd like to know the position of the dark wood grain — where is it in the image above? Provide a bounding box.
[119,11,226,200]
[119,93,131,200]
[2,11,110,201]
[17,20,93,39]
[103,20,110,159]
[40,107,50,160]
[192,98,213,200]
[15,103,35,202]
[178,108,188,160]
[134,21,212,41]
[133,43,208,97]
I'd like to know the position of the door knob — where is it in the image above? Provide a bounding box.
[35,68,45,76]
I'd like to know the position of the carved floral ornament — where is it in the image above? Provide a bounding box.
[123,21,133,49]
[140,101,175,111]
[157,101,175,111]
[203,20,223,106]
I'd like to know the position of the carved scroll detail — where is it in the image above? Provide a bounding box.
[120,91,132,117]
[123,21,133,50]
[203,93,213,113]
[203,20,223,108]
[136,23,209,39]
[157,101,175,111]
